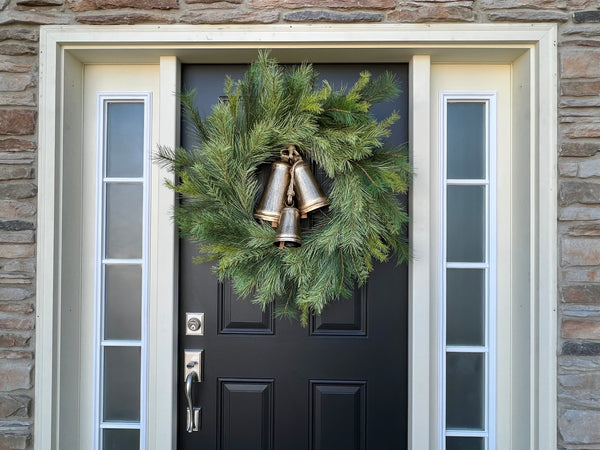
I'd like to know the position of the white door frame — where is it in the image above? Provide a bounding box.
[37,23,557,450]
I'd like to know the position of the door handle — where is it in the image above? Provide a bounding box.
[185,371,199,432]
[184,349,203,433]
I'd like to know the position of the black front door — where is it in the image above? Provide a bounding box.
[178,63,408,450]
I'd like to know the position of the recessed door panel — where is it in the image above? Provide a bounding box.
[310,381,366,450]
[218,379,274,450]
[218,281,274,335]
[310,285,367,336]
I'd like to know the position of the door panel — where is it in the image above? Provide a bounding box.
[310,286,366,336]
[218,379,274,450]
[218,282,275,335]
[310,381,366,450]
[178,64,408,450]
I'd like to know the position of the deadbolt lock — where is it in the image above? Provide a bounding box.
[186,313,205,336]
[188,318,200,331]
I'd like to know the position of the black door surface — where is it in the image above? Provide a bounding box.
[178,63,409,450]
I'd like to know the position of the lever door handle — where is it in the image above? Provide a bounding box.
[184,349,203,433]
[185,371,199,433]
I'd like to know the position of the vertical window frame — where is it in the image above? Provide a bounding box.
[93,92,152,450]
[439,91,497,450]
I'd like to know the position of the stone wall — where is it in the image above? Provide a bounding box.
[558,5,600,450]
[0,0,599,448]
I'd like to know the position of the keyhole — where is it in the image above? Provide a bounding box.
[188,318,201,332]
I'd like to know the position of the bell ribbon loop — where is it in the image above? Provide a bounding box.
[286,158,302,206]
[281,144,303,206]
[281,144,302,164]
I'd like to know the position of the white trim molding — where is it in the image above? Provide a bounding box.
[37,24,557,450]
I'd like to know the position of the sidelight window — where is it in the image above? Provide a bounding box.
[94,94,151,450]
[440,94,497,450]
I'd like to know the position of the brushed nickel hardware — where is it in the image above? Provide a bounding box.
[188,318,200,331]
[184,349,203,432]
[186,312,204,336]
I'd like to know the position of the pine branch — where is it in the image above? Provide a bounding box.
[159,51,410,322]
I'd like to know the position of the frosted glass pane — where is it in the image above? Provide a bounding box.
[104,265,142,340]
[446,437,484,450]
[447,269,485,346]
[103,429,140,450]
[105,183,143,259]
[106,102,144,178]
[447,102,486,180]
[103,347,140,421]
[446,352,485,430]
[447,185,485,262]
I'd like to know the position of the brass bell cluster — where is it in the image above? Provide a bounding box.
[254,145,330,248]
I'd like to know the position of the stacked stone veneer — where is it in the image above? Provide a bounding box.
[0,0,599,448]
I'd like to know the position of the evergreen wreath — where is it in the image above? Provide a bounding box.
[159,52,410,324]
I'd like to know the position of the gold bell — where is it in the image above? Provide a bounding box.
[274,206,302,248]
[292,160,330,217]
[254,159,291,227]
